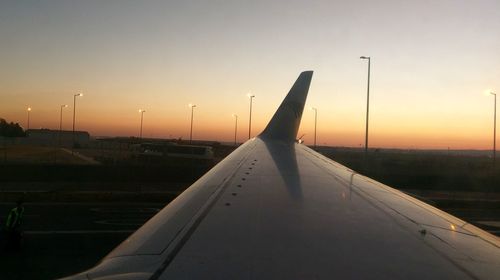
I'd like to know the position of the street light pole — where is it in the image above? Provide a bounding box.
[27,107,32,130]
[233,114,238,146]
[189,104,196,144]
[248,94,255,139]
[60,105,68,132]
[139,109,146,139]
[59,105,68,145]
[311,107,317,148]
[360,56,371,155]
[491,92,497,164]
[72,92,83,147]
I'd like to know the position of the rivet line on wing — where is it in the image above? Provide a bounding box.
[226,159,258,207]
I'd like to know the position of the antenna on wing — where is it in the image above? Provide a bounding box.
[259,71,313,143]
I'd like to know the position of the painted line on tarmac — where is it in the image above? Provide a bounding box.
[476,221,500,228]
[24,230,134,235]
[95,219,145,226]
[90,207,160,213]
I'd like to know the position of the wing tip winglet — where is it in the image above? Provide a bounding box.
[259,71,314,142]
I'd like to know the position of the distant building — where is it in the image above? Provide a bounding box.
[136,142,214,161]
[25,129,90,147]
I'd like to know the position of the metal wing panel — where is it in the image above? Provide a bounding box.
[301,144,500,278]
[158,139,498,279]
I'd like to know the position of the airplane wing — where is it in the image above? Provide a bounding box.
[64,71,499,280]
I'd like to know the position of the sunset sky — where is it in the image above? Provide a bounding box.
[1,0,499,149]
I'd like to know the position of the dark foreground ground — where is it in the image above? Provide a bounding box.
[0,202,164,280]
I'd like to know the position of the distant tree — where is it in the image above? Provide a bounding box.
[0,118,26,137]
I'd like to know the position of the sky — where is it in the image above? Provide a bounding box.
[0,0,499,149]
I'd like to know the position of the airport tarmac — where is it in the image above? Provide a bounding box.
[0,201,498,280]
[0,202,164,280]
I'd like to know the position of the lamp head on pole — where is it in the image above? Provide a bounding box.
[483,89,495,96]
[360,56,370,60]
[232,114,238,118]
[188,103,196,108]
[247,93,255,99]
[139,109,146,113]
[62,104,68,108]
[27,107,32,111]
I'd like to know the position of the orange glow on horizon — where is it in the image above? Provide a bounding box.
[1,83,497,150]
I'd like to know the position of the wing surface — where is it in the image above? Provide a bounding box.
[63,71,499,280]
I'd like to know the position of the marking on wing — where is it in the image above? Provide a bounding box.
[224,158,258,208]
